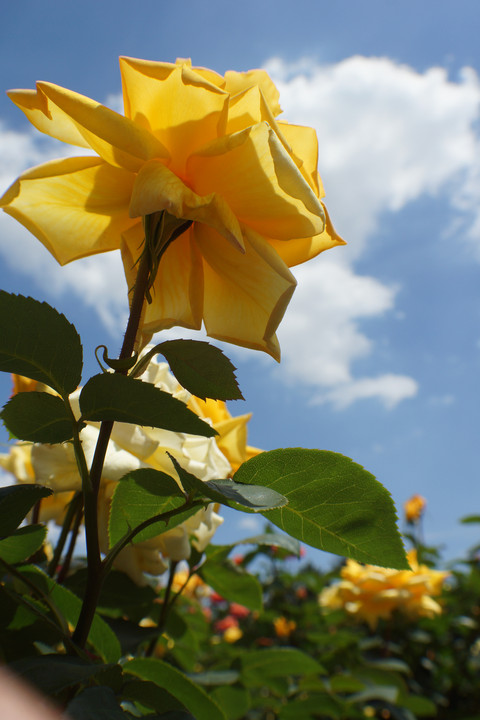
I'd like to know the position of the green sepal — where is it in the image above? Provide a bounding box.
[96,344,138,372]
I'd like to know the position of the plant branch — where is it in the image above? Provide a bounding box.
[56,501,84,584]
[102,499,205,575]
[47,492,83,578]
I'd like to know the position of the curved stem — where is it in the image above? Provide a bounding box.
[71,248,152,649]
[102,499,204,575]
[144,560,178,658]
[72,214,192,650]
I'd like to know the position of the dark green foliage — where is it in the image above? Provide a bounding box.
[0,291,82,396]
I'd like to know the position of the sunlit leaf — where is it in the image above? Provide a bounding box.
[0,524,47,563]
[234,449,408,568]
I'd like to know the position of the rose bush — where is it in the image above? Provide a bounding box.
[0,354,258,584]
[0,57,343,358]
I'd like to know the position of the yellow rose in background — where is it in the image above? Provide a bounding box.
[0,58,343,359]
[0,357,259,584]
[319,550,449,629]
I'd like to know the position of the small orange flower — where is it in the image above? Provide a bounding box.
[404,494,426,523]
[273,616,297,638]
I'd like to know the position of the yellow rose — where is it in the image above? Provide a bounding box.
[319,550,449,629]
[0,58,343,359]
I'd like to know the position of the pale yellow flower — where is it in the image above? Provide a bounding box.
[319,550,449,629]
[188,396,261,473]
[1,358,258,584]
[0,58,343,359]
[223,625,243,644]
[0,442,74,525]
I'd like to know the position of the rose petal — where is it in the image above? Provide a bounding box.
[195,223,296,360]
[223,69,282,116]
[188,122,325,241]
[10,82,168,172]
[120,58,228,175]
[1,156,137,264]
[268,202,346,267]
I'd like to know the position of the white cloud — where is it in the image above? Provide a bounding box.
[261,55,480,408]
[266,56,480,255]
[320,374,419,410]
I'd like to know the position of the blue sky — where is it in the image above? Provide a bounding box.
[1,0,479,565]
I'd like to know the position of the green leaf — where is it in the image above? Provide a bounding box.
[187,671,240,686]
[11,655,119,696]
[0,484,52,538]
[153,339,243,401]
[211,686,251,720]
[1,392,74,443]
[236,532,300,556]
[199,548,263,611]
[0,524,47,563]
[19,566,121,663]
[122,678,186,715]
[0,291,82,396]
[67,686,130,719]
[278,694,344,720]
[170,455,287,511]
[65,568,157,623]
[124,658,227,720]
[461,515,480,524]
[80,373,216,437]
[108,469,195,547]
[400,693,438,716]
[233,449,408,569]
[240,648,324,686]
